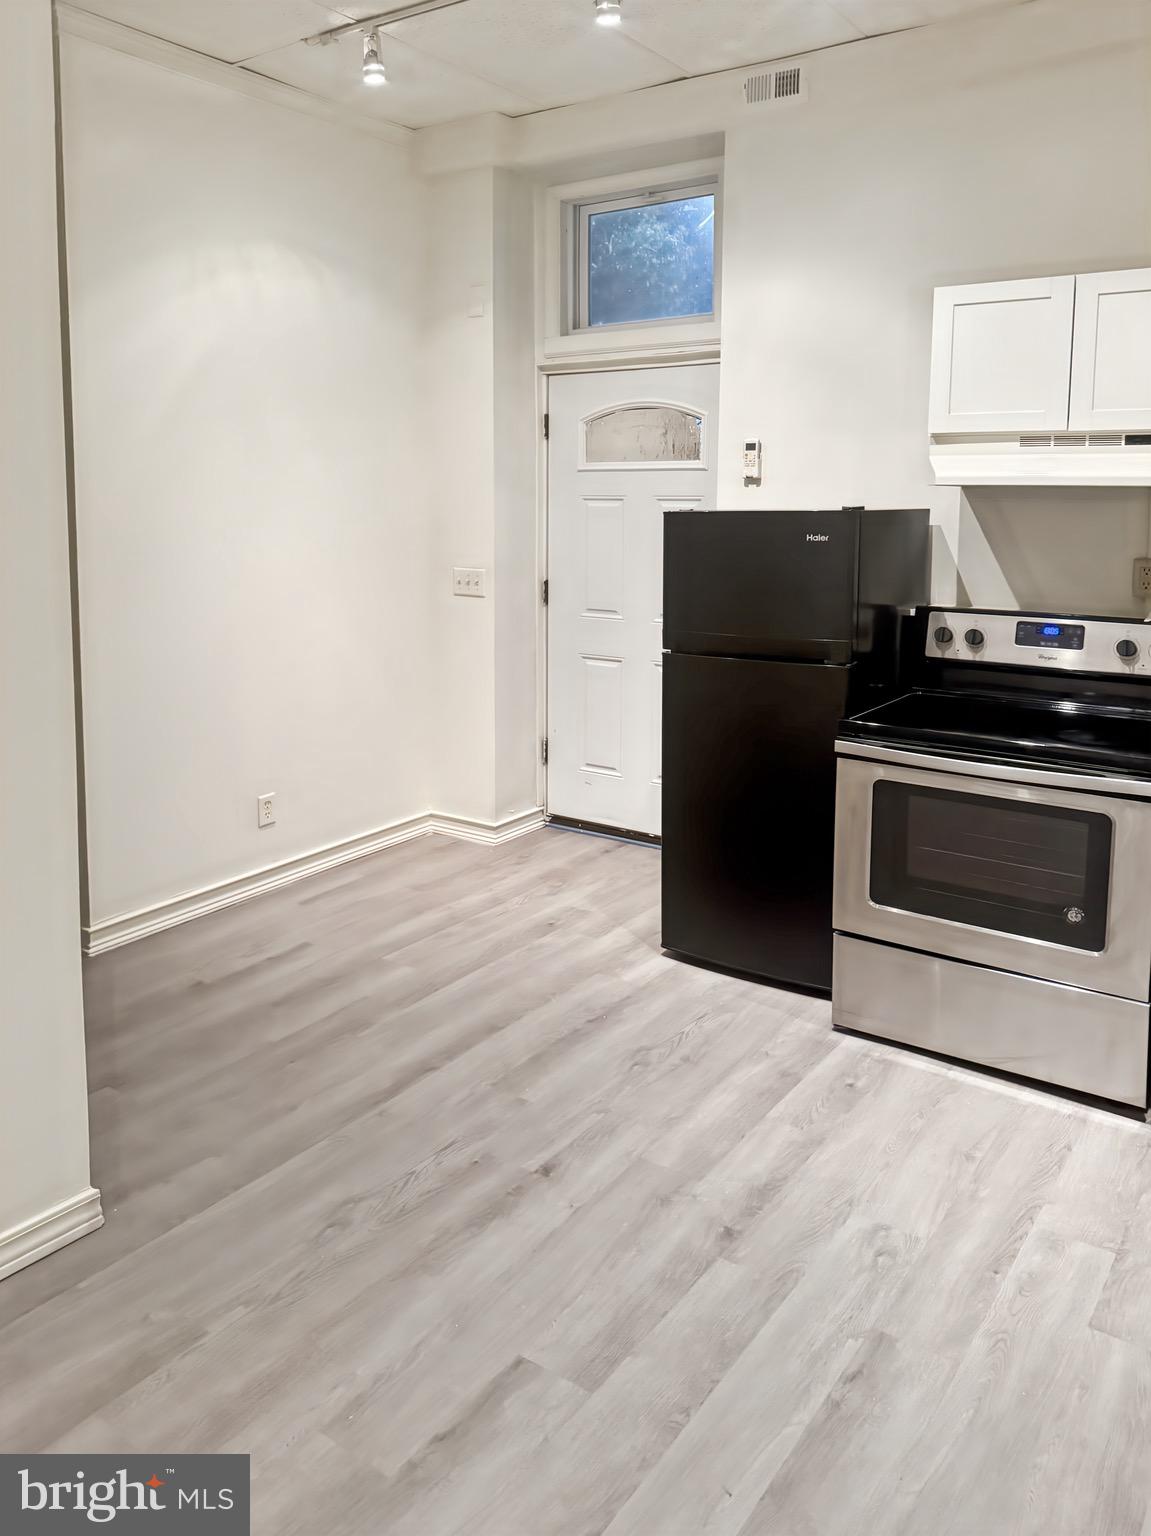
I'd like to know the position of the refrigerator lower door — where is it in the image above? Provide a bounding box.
[662,652,851,991]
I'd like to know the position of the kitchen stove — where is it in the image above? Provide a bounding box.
[832,608,1151,1111]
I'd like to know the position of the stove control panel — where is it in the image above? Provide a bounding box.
[926,611,1151,676]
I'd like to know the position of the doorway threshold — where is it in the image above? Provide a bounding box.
[546,815,661,848]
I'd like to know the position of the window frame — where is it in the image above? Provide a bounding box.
[569,178,720,335]
[539,159,723,365]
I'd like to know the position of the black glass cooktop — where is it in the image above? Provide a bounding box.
[841,689,1151,780]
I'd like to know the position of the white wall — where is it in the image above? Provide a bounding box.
[958,489,1151,617]
[61,38,432,927]
[491,168,541,821]
[424,167,499,824]
[714,0,1151,606]
[424,165,539,826]
[0,0,98,1267]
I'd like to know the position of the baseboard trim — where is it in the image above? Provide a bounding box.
[426,808,546,845]
[0,1187,104,1284]
[83,814,433,954]
[82,808,546,954]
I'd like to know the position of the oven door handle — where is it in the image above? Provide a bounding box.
[835,738,1151,801]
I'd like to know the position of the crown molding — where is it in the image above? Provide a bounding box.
[56,4,414,150]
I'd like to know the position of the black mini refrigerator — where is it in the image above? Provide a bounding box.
[662,508,929,992]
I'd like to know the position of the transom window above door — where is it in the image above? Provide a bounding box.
[568,180,718,333]
[582,404,705,468]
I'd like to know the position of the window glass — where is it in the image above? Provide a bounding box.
[585,406,702,464]
[585,193,715,328]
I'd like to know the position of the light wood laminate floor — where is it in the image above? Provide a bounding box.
[3,827,1151,1534]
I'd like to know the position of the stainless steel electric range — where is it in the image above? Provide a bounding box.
[832,608,1151,1110]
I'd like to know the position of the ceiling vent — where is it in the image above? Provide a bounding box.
[744,64,808,107]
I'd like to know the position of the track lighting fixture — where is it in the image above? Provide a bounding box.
[362,28,388,85]
[594,0,623,25]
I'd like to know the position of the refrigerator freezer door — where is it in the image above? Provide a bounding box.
[663,509,860,660]
[662,652,852,990]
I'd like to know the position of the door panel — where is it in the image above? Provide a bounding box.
[1069,268,1151,431]
[928,276,1075,434]
[663,652,851,990]
[582,498,625,616]
[663,508,860,658]
[547,364,719,836]
[580,655,623,774]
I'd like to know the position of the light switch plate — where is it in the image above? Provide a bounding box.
[452,567,486,597]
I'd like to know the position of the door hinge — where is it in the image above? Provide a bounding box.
[541,579,549,606]
[541,737,549,766]
[543,413,550,440]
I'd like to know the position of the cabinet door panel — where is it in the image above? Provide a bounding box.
[1069,268,1151,431]
[929,276,1074,434]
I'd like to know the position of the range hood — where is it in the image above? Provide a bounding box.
[930,432,1151,487]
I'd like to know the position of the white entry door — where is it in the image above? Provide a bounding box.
[546,364,719,837]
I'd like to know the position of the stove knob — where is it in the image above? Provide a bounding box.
[964,628,986,648]
[1116,639,1139,660]
[933,625,954,646]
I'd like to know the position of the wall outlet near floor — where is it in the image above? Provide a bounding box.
[452,567,486,597]
[257,793,276,828]
[1134,557,1151,598]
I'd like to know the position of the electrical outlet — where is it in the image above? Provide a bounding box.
[1134,557,1151,598]
[257,793,276,828]
[452,567,486,597]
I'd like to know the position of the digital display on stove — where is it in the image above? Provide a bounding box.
[1015,621,1085,651]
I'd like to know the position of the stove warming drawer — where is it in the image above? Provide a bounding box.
[833,935,1149,1108]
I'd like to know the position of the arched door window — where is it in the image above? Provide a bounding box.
[581,403,705,470]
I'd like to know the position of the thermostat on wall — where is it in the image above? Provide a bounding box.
[742,439,762,482]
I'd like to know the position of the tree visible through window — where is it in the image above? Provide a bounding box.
[581,188,716,329]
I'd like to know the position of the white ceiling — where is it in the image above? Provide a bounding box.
[71,0,1034,130]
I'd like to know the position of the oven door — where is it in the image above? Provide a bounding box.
[834,745,1151,1002]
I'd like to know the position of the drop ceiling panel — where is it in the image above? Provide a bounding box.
[246,28,539,127]
[387,0,683,110]
[71,0,1040,130]
[623,0,863,75]
[70,0,352,63]
[827,0,1030,33]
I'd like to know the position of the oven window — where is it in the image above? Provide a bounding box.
[869,782,1112,951]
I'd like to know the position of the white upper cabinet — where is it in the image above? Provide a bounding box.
[928,275,1076,434]
[1069,268,1151,431]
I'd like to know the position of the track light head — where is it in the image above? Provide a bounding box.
[594,0,622,25]
[362,28,388,84]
